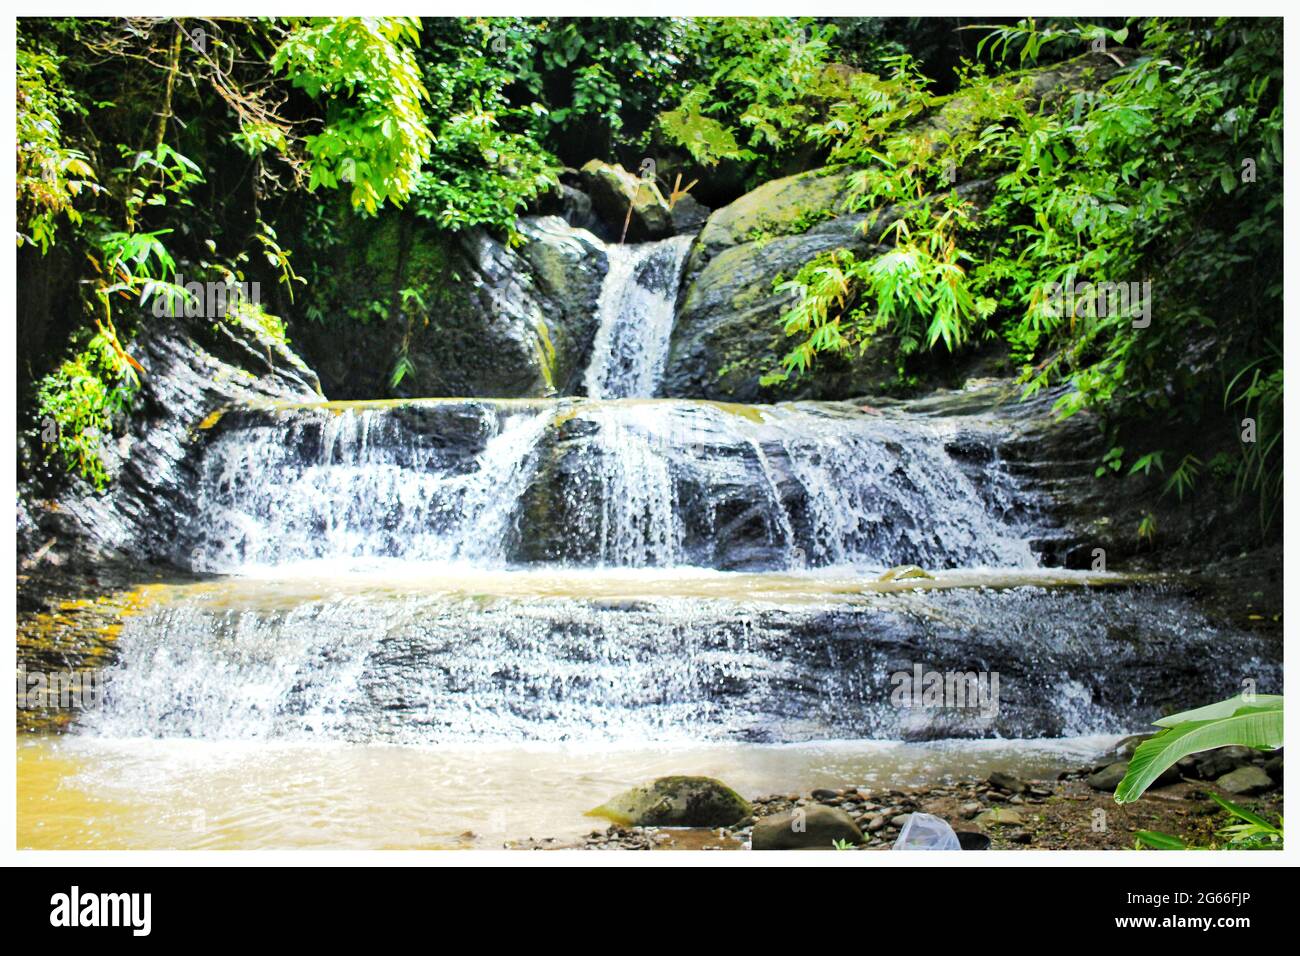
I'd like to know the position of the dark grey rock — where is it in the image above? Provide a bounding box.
[1195,746,1255,781]
[1113,734,1154,760]
[18,312,320,567]
[1087,760,1181,793]
[579,160,673,241]
[291,214,607,401]
[1086,762,1129,792]
[670,193,711,233]
[752,804,862,850]
[1215,765,1275,796]
[988,771,1027,793]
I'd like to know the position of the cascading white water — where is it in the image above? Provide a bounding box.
[544,399,1037,570]
[766,405,1038,569]
[78,573,1283,743]
[69,386,1284,758]
[179,396,1038,572]
[575,403,683,567]
[185,402,554,571]
[583,235,694,399]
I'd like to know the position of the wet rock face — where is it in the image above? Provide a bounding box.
[663,167,869,404]
[514,398,1037,571]
[18,313,322,567]
[1215,765,1276,796]
[87,573,1280,744]
[683,166,861,276]
[290,214,607,401]
[179,401,550,571]
[447,217,608,398]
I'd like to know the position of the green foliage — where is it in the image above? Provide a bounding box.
[1162,454,1202,502]
[1134,793,1282,850]
[1114,694,1283,804]
[407,20,560,234]
[272,17,432,214]
[36,334,140,489]
[491,17,697,159]
[751,17,1281,528]
[227,300,289,346]
[21,16,443,486]
[15,41,97,251]
[658,18,843,176]
[1207,792,1283,849]
[1225,350,1283,530]
[761,54,999,386]
[1136,512,1157,544]
[1132,830,1186,850]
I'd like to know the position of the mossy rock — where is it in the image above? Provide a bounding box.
[588,775,752,827]
[879,565,934,582]
[690,167,855,266]
[578,160,673,241]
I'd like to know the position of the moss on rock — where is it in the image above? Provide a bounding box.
[588,775,752,827]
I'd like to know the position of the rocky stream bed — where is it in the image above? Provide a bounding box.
[511,741,1284,851]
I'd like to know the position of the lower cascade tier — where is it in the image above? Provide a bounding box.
[76,569,1278,745]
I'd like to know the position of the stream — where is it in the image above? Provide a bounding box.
[19,235,1279,849]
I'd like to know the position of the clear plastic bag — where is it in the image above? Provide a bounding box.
[893,812,962,850]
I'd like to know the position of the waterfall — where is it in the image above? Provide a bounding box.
[527,399,1039,570]
[583,235,694,399]
[184,402,554,572]
[57,232,1279,771]
[79,574,1281,743]
[177,396,1038,573]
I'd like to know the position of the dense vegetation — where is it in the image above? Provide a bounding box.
[15,16,1282,539]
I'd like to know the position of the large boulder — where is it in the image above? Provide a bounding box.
[18,310,322,567]
[578,159,674,241]
[752,804,862,850]
[685,166,860,274]
[291,213,607,400]
[587,776,751,827]
[1193,745,1255,780]
[661,50,1126,404]
[661,171,992,403]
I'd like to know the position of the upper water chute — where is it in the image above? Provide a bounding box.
[583,235,694,400]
